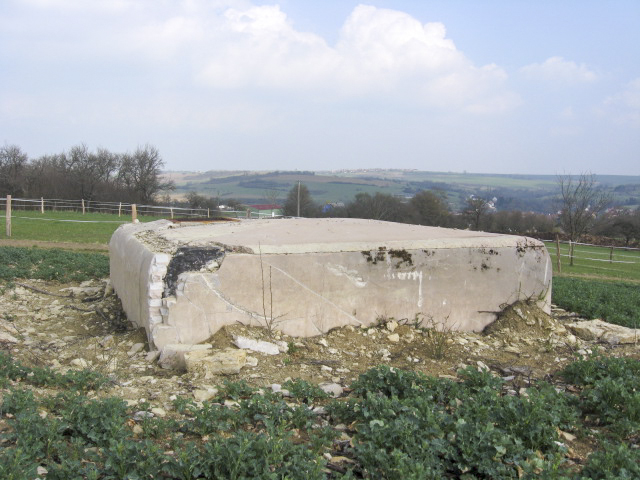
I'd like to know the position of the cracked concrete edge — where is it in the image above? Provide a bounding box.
[128,218,548,255]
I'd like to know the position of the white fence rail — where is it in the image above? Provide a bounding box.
[542,238,640,277]
[1,195,280,238]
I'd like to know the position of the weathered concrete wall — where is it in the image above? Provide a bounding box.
[109,221,171,345]
[109,218,551,351]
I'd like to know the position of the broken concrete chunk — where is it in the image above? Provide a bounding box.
[0,331,19,344]
[233,336,280,355]
[193,387,219,402]
[566,319,639,344]
[185,348,247,377]
[127,343,145,356]
[146,350,160,362]
[319,382,343,398]
[70,358,90,369]
[158,344,213,370]
[386,320,399,332]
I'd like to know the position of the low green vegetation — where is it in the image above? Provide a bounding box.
[0,210,161,244]
[1,355,639,479]
[552,277,640,329]
[0,246,109,282]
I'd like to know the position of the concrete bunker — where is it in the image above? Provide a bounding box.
[109,218,552,353]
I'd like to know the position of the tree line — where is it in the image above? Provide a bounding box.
[0,144,174,204]
[3,144,637,245]
[277,176,640,244]
[278,184,556,236]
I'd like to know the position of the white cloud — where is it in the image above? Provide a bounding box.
[197,5,338,89]
[3,1,518,113]
[520,56,598,84]
[192,4,518,113]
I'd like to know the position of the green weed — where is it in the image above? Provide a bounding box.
[0,352,109,391]
[560,353,640,437]
[579,442,640,479]
[2,351,639,478]
[329,365,579,478]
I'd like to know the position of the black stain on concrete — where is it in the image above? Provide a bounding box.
[361,247,387,265]
[389,248,413,267]
[164,247,225,297]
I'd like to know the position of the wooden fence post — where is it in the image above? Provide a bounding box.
[40,197,44,214]
[610,246,614,264]
[5,195,11,237]
[569,240,574,266]
[555,235,562,273]
[82,199,85,215]
[207,208,210,218]
[170,207,174,219]
[118,202,122,217]
[131,204,137,223]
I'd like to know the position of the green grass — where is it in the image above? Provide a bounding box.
[0,246,109,282]
[544,241,640,282]
[1,210,163,244]
[552,277,640,329]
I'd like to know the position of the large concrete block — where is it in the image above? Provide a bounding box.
[109,218,551,349]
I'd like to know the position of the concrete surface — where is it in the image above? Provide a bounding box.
[109,218,552,351]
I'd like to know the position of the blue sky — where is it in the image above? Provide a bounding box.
[1,1,638,175]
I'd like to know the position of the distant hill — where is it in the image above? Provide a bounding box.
[162,170,640,214]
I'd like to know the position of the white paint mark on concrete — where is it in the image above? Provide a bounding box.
[384,270,424,308]
[326,263,367,288]
[544,256,549,285]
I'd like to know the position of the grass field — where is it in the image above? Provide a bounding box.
[543,241,640,282]
[0,246,109,282]
[0,210,163,244]
[553,277,640,329]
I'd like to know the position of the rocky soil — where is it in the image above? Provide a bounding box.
[1,278,639,413]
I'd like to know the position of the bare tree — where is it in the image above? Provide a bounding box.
[262,188,282,208]
[556,173,611,242]
[118,145,175,204]
[0,144,28,196]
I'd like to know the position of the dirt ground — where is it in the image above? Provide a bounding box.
[2,277,639,414]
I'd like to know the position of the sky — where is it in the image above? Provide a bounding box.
[1,1,639,175]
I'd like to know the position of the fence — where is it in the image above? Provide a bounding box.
[542,238,640,280]
[1,195,280,238]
